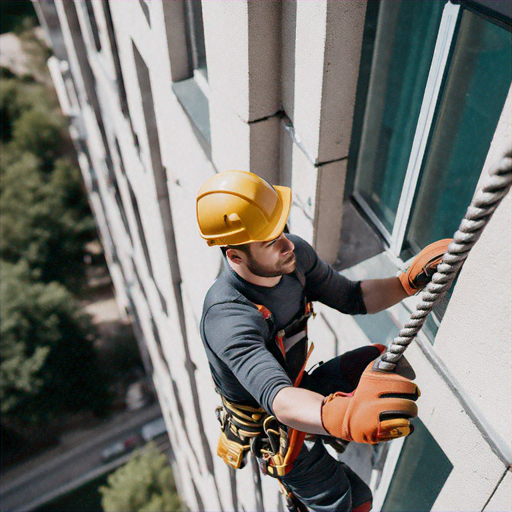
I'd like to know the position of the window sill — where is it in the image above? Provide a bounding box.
[341,251,441,345]
[172,76,211,158]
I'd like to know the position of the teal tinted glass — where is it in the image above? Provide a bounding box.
[355,0,445,233]
[382,418,453,512]
[404,10,512,255]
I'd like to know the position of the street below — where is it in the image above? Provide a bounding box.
[1,403,165,512]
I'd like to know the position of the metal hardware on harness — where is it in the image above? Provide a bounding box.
[215,396,268,470]
[215,299,316,478]
[278,480,309,512]
[376,148,512,371]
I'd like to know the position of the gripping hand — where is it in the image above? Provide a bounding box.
[399,239,452,295]
[321,357,420,444]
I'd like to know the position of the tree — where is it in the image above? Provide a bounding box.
[1,260,111,425]
[11,107,67,173]
[0,77,54,144]
[1,0,37,34]
[1,71,95,294]
[100,443,183,512]
[1,153,95,293]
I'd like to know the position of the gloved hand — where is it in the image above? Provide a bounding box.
[307,343,387,396]
[399,239,452,295]
[321,356,420,444]
[337,343,387,392]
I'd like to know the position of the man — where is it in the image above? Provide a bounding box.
[197,170,449,512]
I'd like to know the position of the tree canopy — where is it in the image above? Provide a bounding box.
[100,443,183,512]
[1,261,111,424]
[1,152,95,292]
[1,75,95,293]
[1,41,106,431]
[1,0,36,34]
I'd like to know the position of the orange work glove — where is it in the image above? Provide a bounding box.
[321,356,420,444]
[398,239,452,295]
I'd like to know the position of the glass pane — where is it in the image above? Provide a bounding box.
[382,418,453,512]
[185,0,207,79]
[355,0,445,233]
[404,10,512,255]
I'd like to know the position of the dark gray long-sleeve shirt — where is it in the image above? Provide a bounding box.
[200,235,366,415]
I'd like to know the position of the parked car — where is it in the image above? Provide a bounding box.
[101,434,143,462]
[141,417,167,441]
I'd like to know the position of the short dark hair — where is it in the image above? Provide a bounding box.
[221,244,252,257]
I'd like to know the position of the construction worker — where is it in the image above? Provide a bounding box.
[197,170,450,512]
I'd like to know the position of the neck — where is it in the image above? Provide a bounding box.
[227,258,282,288]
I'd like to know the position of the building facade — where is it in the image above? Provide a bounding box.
[34,1,511,510]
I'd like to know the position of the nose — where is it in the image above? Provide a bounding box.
[281,234,294,254]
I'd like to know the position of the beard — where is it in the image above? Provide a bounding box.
[245,253,296,278]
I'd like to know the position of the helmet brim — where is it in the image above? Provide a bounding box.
[256,185,292,243]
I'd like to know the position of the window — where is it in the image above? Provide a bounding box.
[139,0,150,26]
[157,287,168,316]
[381,418,453,512]
[403,9,512,257]
[126,178,154,280]
[84,0,101,52]
[354,1,446,239]
[151,317,168,371]
[164,0,210,151]
[132,259,148,304]
[132,41,165,183]
[101,0,140,152]
[183,0,207,81]
[350,0,511,334]
[106,159,133,244]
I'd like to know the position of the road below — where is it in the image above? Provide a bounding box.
[1,403,164,512]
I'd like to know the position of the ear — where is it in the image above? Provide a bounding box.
[226,248,244,265]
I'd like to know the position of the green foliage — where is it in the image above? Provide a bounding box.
[0,77,54,143]
[0,7,112,437]
[100,443,183,512]
[1,79,21,141]
[98,324,144,380]
[1,66,17,79]
[1,153,94,293]
[11,107,67,173]
[0,1,37,34]
[0,68,95,294]
[51,157,95,227]
[1,260,112,424]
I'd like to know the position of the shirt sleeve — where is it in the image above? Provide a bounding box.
[290,235,367,315]
[203,302,293,414]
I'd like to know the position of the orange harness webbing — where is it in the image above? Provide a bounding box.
[256,302,314,476]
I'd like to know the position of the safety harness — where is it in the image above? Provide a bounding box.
[216,298,315,477]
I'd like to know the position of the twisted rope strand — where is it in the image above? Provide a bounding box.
[377,149,512,371]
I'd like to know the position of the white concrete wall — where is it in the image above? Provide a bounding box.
[282,0,366,262]
[42,1,511,511]
[435,89,512,453]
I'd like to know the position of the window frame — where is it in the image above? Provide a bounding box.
[353,1,511,266]
[353,1,462,260]
[347,0,512,344]
[352,3,512,505]
[163,0,211,153]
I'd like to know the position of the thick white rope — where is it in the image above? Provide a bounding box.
[376,148,512,371]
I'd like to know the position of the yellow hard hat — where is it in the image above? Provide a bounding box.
[196,170,291,246]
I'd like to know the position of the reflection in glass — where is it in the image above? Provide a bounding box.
[355,0,444,233]
[404,10,512,255]
[185,0,207,80]
[382,418,453,512]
